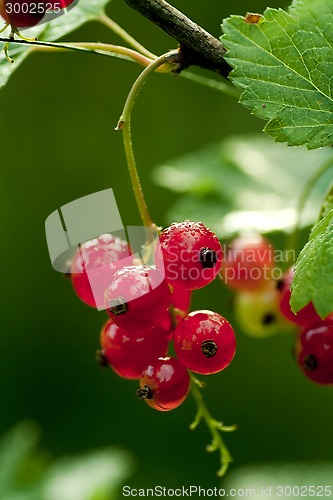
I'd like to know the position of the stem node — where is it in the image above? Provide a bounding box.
[115,120,124,131]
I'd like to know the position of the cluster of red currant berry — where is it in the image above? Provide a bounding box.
[70,221,236,411]
[277,267,333,385]
[0,0,74,29]
[219,233,333,385]
[221,233,287,338]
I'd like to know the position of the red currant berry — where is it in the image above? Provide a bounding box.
[0,0,45,27]
[296,320,333,384]
[98,320,169,380]
[157,220,223,290]
[174,310,236,375]
[221,234,274,291]
[277,267,322,326]
[105,265,172,333]
[234,281,292,338]
[137,357,190,411]
[71,233,131,308]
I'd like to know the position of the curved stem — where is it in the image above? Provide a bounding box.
[189,373,236,477]
[99,12,156,60]
[116,50,179,228]
[0,37,176,72]
[34,41,154,66]
[12,28,37,42]
[2,41,13,63]
[0,23,9,34]
[285,155,333,264]
[0,36,156,66]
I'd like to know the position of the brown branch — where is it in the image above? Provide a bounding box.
[123,0,231,77]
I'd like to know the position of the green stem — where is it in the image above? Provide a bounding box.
[189,373,236,477]
[181,71,240,99]
[2,41,13,63]
[1,36,154,66]
[0,37,175,71]
[168,303,187,329]
[12,28,37,42]
[116,50,179,228]
[0,23,9,34]
[34,41,154,66]
[99,12,156,60]
[286,155,333,263]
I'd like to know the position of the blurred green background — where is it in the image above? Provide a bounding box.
[1,0,333,496]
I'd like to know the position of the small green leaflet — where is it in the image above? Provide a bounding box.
[0,0,110,89]
[291,208,333,318]
[222,0,333,149]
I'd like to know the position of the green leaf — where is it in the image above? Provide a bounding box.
[39,0,110,40]
[42,449,133,500]
[0,0,110,89]
[0,423,133,500]
[225,462,333,497]
[0,422,40,496]
[152,134,333,237]
[291,209,333,318]
[222,0,333,149]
